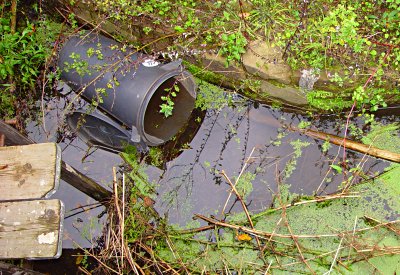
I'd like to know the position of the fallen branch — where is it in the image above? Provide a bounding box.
[195,214,400,240]
[292,126,400,163]
[194,214,338,239]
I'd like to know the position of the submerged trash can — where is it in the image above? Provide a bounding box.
[58,32,197,148]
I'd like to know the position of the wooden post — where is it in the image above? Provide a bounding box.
[0,120,112,203]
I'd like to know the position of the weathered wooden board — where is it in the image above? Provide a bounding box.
[0,120,112,203]
[0,143,61,201]
[0,199,64,259]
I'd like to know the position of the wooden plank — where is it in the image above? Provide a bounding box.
[0,120,112,203]
[0,199,64,259]
[0,143,61,201]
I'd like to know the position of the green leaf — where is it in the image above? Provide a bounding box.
[330,164,343,174]
[174,26,185,33]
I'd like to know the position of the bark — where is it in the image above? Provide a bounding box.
[295,127,400,163]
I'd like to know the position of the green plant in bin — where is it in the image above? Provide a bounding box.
[160,82,180,118]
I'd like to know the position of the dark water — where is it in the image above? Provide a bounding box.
[148,100,392,225]
[27,89,396,249]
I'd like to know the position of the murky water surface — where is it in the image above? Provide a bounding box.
[27,91,398,248]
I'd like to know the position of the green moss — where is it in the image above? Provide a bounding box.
[306,90,354,111]
[194,78,231,110]
[148,146,164,167]
[183,61,226,85]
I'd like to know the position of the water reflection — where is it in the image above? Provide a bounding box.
[150,98,389,225]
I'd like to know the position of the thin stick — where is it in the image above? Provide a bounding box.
[252,193,360,219]
[363,216,400,234]
[10,0,16,34]
[177,225,215,234]
[72,240,120,274]
[112,167,124,270]
[195,214,338,239]
[221,170,262,250]
[274,169,316,275]
[264,261,273,275]
[347,216,358,263]
[220,147,256,216]
[124,242,143,275]
[324,236,344,275]
[197,214,400,241]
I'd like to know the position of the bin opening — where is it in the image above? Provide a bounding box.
[144,76,196,144]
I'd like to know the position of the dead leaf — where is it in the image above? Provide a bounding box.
[76,255,84,265]
[143,196,155,207]
[237,233,252,241]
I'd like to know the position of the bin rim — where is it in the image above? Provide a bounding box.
[136,68,196,146]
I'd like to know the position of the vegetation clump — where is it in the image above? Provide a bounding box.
[70,0,400,112]
[0,2,62,121]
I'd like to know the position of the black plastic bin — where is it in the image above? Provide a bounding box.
[58,32,197,148]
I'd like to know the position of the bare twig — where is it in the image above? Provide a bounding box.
[220,147,256,216]
[252,193,360,219]
[324,236,344,275]
[195,214,339,239]
[274,167,316,275]
[221,169,263,251]
[10,0,16,34]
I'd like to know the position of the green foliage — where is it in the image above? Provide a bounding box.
[148,146,163,167]
[90,0,400,113]
[248,0,290,39]
[220,31,247,66]
[321,139,331,153]
[352,86,387,112]
[0,6,62,119]
[282,139,310,181]
[0,21,45,88]
[121,145,156,199]
[94,0,250,66]
[298,120,311,129]
[159,83,180,117]
[63,52,91,76]
[330,164,343,174]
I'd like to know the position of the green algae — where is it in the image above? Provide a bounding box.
[153,165,399,273]
[362,122,400,154]
[153,125,400,273]
[253,166,400,273]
